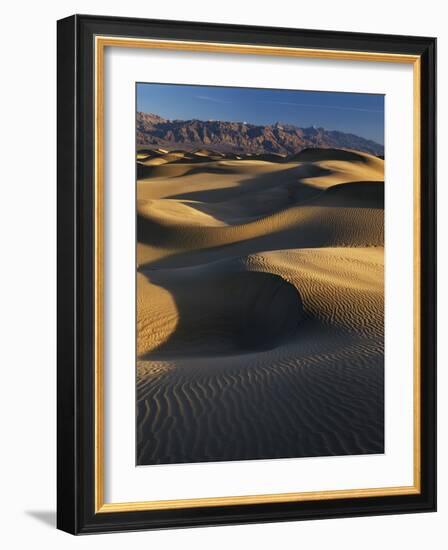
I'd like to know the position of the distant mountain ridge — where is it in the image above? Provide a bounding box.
[137,111,384,156]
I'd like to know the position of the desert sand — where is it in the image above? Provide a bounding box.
[136,148,384,465]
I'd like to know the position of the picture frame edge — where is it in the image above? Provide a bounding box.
[56,14,437,535]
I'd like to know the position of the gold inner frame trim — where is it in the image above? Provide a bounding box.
[94,35,422,514]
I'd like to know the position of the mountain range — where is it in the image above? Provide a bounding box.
[136,111,384,157]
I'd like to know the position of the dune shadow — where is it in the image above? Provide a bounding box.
[290,148,373,163]
[138,223,317,272]
[137,159,243,179]
[185,180,383,225]
[307,181,384,208]
[169,163,247,178]
[139,270,304,359]
[164,163,330,204]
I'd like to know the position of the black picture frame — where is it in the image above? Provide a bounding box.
[57,14,436,534]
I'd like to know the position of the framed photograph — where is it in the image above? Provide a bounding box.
[57,14,436,534]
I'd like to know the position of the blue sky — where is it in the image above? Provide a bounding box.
[137,83,384,144]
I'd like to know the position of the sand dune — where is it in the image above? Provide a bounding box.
[136,147,385,465]
[136,193,383,266]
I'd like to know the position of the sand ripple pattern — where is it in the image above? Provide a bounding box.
[137,334,383,464]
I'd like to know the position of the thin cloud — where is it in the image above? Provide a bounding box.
[258,100,383,113]
[195,95,382,113]
[195,95,232,104]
